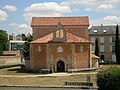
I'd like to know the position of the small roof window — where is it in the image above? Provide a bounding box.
[94,29,97,33]
[103,29,106,33]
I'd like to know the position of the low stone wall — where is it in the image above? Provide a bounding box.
[0,56,21,65]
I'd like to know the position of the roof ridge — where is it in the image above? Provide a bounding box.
[32,16,88,18]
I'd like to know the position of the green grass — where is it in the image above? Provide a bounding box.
[0,74,97,87]
[0,65,119,87]
[0,66,97,87]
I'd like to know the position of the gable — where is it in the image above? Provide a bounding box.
[53,22,66,42]
[31,32,90,44]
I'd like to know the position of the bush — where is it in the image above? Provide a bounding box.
[97,66,120,90]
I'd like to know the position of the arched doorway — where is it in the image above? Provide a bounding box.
[57,60,65,72]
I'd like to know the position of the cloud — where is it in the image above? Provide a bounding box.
[23,2,71,23]
[9,23,32,34]
[60,0,120,6]
[9,23,18,27]
[84,8,92,11]
[2,5,17,11]
[90,16,120,26]
[97,4,113,12]
[60,0,96,6]
[0,10,8,22]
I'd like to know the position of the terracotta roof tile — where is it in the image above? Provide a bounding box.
[31,33,53,43]
[67,32,89,43]
[31,16,89,27]
[31,32,90,44]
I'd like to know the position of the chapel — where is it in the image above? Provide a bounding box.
[28,16,99,72]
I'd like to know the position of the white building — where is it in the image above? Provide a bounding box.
[89,26,120,63]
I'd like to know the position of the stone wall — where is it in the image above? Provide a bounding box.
[0,56,21,65]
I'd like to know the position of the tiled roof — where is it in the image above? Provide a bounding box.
[91,54,99,59]
[67,32,89,43]
[31,33,53,43]
[89,26,120,35]
[3,51,20,56]
[31,32,90,44]
[31,16,89,27]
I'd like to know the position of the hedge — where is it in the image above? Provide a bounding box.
[97,66,120,90]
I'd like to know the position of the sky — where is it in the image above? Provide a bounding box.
[0,0,120,35]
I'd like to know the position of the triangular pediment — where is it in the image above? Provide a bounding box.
[55,22,65,30]
[53,22,66,42]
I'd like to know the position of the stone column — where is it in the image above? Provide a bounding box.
[89,44,92,68]
[30,44,34,70]
[46,44,51,69]
[71,44,75,69]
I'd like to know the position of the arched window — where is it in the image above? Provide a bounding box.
[38,45,41,52]
[56,29,64,38]
[80,45,83,52]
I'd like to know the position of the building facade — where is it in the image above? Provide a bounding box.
[29,16,98,72]
[89,26,120,63]
[9,33,25,51]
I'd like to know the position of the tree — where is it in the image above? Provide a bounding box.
[115,25,120,64]
[0,30,8,55]
[21,34,26,41]
[97,66,120,90]
[22,34,32,59]
[95,38,99,57]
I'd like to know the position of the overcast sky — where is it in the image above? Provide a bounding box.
[0,0,120,35]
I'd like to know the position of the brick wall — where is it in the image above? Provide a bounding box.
[74,43,90,69]
[30,44,46,70]
[32,25,89,40]
[30,42,91,71]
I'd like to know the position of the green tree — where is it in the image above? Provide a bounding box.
[23,34,32,59]
[95,38,99,57]
[0,30,8,54]
[97,66,120,90]
[115,25,120,64]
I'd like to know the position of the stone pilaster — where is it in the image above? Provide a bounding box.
[71,44,75,69]
[89,44,92,68]
[46,44,51,69]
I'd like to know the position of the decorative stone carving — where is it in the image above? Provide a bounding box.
[57,46,64,53]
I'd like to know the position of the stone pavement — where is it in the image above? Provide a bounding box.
[0,87,97,90]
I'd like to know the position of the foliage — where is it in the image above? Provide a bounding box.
[22,34,32,58]
[115,25,120,64]
[95,38,99,57]
[0,30,8,54]
[21,34,26,41]
[97,66,120,90]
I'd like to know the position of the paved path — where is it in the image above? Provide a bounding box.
[0,87,97,90]
[0,72,97,77]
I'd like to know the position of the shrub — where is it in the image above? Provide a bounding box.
[97,66,120,90]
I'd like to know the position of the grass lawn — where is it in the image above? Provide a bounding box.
[0,74,97,87]
[0,66,97,87]
[0,65,119,87]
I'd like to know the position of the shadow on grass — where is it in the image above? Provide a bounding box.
[7,67,47,75]
[7,67,26,74]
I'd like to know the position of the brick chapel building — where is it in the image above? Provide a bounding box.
[28,16,99,72]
